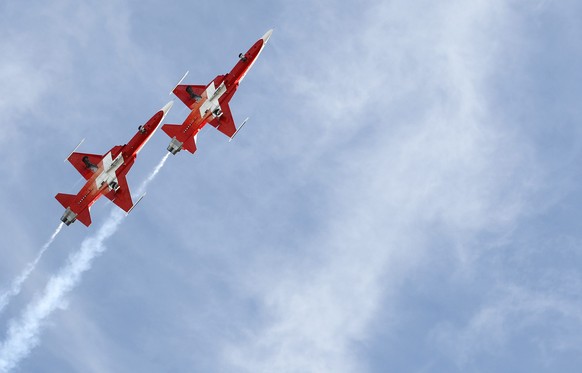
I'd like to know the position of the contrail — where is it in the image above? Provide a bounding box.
[0,223,64,315]
[0,153,170,373]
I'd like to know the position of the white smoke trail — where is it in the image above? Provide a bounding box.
[0,153,170,372]
[0,223,64,315]
[135,153,170,196]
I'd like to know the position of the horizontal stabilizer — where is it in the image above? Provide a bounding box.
[55,193,76,209]
[162,124,183,140]
[162,124,197,154]
[76,208,92,227]
[182,135,197,154]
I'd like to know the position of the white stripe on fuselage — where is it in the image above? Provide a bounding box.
[199,81,227,117]
[95,152,123,190]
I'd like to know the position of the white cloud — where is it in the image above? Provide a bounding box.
[431,283,582,368]
[1,0,580,371]
[223,1,548,371]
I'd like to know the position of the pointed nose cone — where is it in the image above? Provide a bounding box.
[159,100,174,123]
[261,29,273,44]
[161,100,174,117]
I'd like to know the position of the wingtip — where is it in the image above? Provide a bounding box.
[169,71,189,96]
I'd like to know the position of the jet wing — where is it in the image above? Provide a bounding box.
[104,174,134,213]
[68,152,103,180]
[173,84,206,109]
[209,102,237,138]
[108,145,124,158]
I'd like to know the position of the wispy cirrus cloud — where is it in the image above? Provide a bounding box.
[1,0,581,371]
[223,1,549,371]
[431,283,582,368]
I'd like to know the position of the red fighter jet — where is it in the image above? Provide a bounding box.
[163,29,273,154]
[55,101,173,227]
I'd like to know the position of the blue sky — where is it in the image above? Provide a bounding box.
[1,0,582,371]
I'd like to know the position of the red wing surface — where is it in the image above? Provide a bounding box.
[68,152,103,180]
[162,124,198,153]
[55,193,76,209]
[182,135,197,154]
[104,174,134,212]
[162,124,183,140]
[76,208,92,227]
[173,84,206,109]
[209,102,236,138]
[107,145,124,158]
